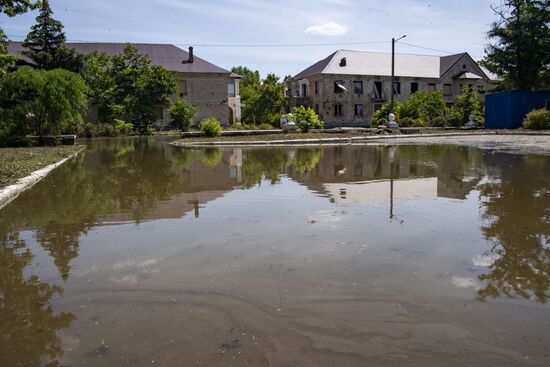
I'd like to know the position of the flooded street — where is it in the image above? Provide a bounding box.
[1,138,549,366]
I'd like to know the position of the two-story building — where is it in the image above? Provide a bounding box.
[289,50,498,125]
[8,42,241,127]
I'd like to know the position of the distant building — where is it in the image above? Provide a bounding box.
[289,50,498,126]
[8,42,241,127]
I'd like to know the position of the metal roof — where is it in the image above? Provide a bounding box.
[7,42,231,74]
[293,49,495,81]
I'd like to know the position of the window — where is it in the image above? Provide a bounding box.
[315,81,319,94]
[373,103,383,113]
[334,104,343,116]
[428,83,436,91]
[443,84,452,95]
[373,81,383,99]
[315,104,320,114]
[477,85,486,95]
[178,80,188,96]
[334,80,346,93]
[301,84,307,97]
[393,81,401,95]
[353,80,363,94]
[354,104,364,117]
[411,82,419,94]
[227,81,236,97]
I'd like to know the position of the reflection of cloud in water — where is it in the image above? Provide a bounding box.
[472,253,501,267]
[110,275,139,285]
[452,276,481,290]
[113,258,160,270]
[110,258,162,284]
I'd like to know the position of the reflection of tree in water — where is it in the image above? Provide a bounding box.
[0,232,75,366]
[477,154,550,304]
[241,147,323,187]
[200,148,223,167]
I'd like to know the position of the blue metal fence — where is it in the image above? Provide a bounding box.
[485,90,550,129]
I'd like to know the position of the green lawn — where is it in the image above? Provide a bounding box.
[0,146,85,188]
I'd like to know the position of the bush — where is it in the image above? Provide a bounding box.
[374,118,387,126]
[293,106,324,132]
[199,118,222,137]
[81,123,98,138]
[399,117,425,127]
[100,124,118,137]
[448,86,483,127]
[372,103,397,122]
[523,109,550,130]
[168,100,197,131]
[430,116,447,127]
[114,119,134,135]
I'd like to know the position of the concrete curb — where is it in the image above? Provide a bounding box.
[0,148,85,210]
[171,131,536,148]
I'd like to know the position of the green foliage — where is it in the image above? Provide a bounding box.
[80,45,176,134]
[232,67,286,125]
[0,66,89,146]
[80,122,97,138]
[483,0,550,90]
[114,119,134,135]
[399,117,425,127]
[21,0,82,72]
[0,1,37,75]
[372,103,395,123]
[257,123,274,130]
[523,108,550,130]
[430,116,447,127]
[199,118,222,137]
[168,100,197,131]
[293,105,324,132]
[448,86,483,127]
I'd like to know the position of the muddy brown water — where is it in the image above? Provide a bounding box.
[0,137,548,366]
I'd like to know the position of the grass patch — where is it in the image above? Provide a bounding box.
[0,145,85,188]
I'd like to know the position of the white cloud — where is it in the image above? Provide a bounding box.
[305,22,348,36]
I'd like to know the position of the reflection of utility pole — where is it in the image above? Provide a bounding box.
[389,146,395,219]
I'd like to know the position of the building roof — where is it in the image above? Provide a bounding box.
[293,49,495,81]
[7,42,231,74]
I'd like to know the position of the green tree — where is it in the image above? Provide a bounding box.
[0,0,38,75]
[231,66,261,125]
[374,90,448,125]
[80,50,113,119]
[0,66,89,144]
[292,105,324,132]
[168,100,197,131]
[448,86,483,126]
[109,45,176,134]
[248,73,286,126]
[483,0,550,90]
[22,0,64,68]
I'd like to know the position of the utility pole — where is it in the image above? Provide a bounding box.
[391,35,406,113]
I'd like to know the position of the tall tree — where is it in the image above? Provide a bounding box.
[0,0,38,75]
[22,0,81,71]
[483,0,550,90]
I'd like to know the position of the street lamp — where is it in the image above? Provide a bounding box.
[391,35,406,113]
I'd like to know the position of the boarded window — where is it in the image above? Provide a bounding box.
[411,82,419,94]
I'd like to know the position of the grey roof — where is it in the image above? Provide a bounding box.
[7,42,231,74]
[293,49,495,80]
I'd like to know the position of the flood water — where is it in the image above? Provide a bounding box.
[1,137,549,366]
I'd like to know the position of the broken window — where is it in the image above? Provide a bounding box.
[334,104,343,116]
[353,81,363,94]
[374,81,383,99]
[411,82,419,94]
[334,80,346,93]
[354,104,364,117]
[393,81,401,95]
[301,84,307,97]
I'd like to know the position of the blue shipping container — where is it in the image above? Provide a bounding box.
[485,90,550,129]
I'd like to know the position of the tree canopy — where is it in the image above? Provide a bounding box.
[483,0,550,90]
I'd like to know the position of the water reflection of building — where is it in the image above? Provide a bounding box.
[289,146,484,204]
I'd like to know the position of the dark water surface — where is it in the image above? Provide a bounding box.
[1,137,549,366]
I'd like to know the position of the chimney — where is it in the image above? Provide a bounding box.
[340,57,346,67]
[188,46,194,63]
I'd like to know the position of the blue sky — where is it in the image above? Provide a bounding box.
[1,0,498,77]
